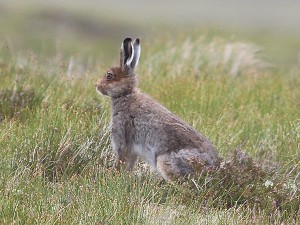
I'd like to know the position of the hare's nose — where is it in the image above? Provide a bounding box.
[95,83,98,87]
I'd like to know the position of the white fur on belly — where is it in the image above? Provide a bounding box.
[132,143,156,168]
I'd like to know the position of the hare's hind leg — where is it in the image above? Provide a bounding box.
[156,149,214,180]
[156,152,194,180]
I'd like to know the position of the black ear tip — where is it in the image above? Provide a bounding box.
[123,37,132,43]
[135,38,140,44]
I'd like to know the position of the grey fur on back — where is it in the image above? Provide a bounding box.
[96,38,219,180]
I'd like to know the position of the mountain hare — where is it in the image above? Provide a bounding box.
[95,38,219,180]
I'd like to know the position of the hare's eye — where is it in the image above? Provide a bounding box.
[106,72,113,80]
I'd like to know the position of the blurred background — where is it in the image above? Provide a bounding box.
[0,0,299,67]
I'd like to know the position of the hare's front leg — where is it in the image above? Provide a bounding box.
[112,144,138,172]
[125,152,138,172]
[111,117,139,171]
[111,134,127,170]
[111,132,137,171]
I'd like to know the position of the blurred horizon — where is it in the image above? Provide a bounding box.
[2,0,300,31]
[0,0,299,65]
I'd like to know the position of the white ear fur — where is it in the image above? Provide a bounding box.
[125,42,135,67]
[131,39,141,68]
[120,42,125,68]
[120,38,140,73]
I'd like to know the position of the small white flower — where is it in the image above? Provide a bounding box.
[264,180,273,188]
[220,161,226,169]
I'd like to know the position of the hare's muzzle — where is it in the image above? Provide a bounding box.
[95,82,107,96]
[95,82,101,92]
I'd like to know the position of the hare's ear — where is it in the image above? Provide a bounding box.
[130,38,141,69]
[120,38,134,74]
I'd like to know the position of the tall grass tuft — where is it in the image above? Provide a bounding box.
[145,36,269,77]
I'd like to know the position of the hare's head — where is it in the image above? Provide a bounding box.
[96,38,141,98]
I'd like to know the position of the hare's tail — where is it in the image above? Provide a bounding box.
[157,149,217,180]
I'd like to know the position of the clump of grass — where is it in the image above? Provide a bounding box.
[10,102,111,181]
[171,149,299,221]
[0,85,42,122]
[223,151,298,211]
[146,36,269,77]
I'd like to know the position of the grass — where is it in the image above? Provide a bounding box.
[0,3,299,222]
[0,33,299,224]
